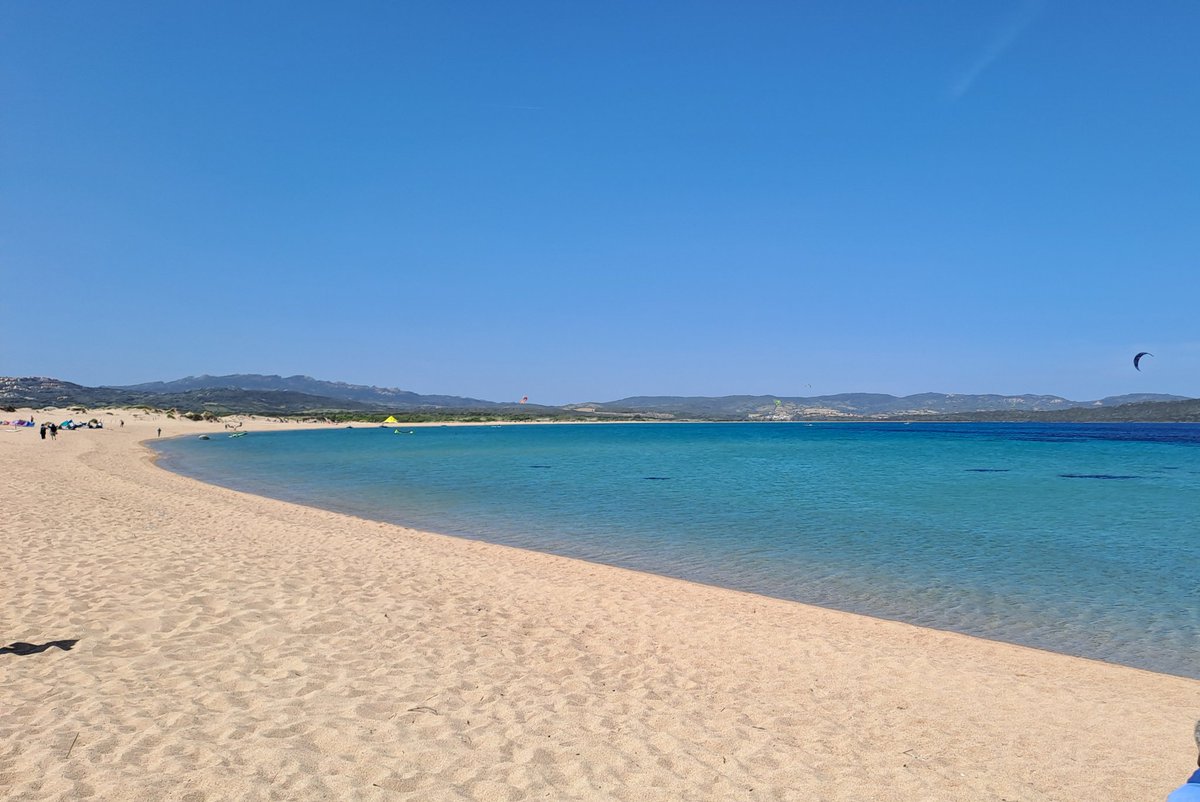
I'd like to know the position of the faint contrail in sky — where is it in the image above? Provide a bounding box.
[950,1,1043,100]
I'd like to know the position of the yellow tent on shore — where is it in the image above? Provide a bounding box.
[384,415,398,423]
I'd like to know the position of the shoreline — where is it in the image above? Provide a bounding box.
[4,407,1198,800]
[150,425,1182,682]
[149,416,1200,683]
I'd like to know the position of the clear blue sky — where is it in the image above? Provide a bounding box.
[3,1,1197,404]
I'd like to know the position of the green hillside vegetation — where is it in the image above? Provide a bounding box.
[889,398,1200,423]
[306,409,598,424]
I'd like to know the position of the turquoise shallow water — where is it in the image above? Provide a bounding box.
[153,422,1200,678]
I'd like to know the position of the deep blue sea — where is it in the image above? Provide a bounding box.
[153,422,1200,678]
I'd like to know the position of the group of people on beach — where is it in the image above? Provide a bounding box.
[36,418,116,440]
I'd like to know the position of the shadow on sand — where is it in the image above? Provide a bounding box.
[1,639,79,656]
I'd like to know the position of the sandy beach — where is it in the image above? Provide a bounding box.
[2,409,1197,801]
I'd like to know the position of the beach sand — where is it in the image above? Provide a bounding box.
[2,409,1197,800]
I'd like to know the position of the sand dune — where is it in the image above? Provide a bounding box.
[2,409,1196,800]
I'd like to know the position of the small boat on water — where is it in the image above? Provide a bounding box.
[198,435,210,440]
[229,432,247,439]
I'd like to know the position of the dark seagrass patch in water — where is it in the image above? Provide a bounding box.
[1059,473,1141,480]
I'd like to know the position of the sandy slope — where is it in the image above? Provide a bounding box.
[2,409,1197,801]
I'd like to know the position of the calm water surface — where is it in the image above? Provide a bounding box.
[153,423,1200,678]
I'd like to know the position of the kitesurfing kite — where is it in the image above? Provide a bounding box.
[1134,352,1153,371]
[519,396,529,404]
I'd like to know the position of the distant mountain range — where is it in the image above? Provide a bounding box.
[2,374,1198,422]
[119,374,505,409]
[570,392,1189,418]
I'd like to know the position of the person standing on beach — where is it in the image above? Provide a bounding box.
[157,427,162,437]
[1167,721,1200,801]
[39,423,46,440]
[49,423,57,440]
